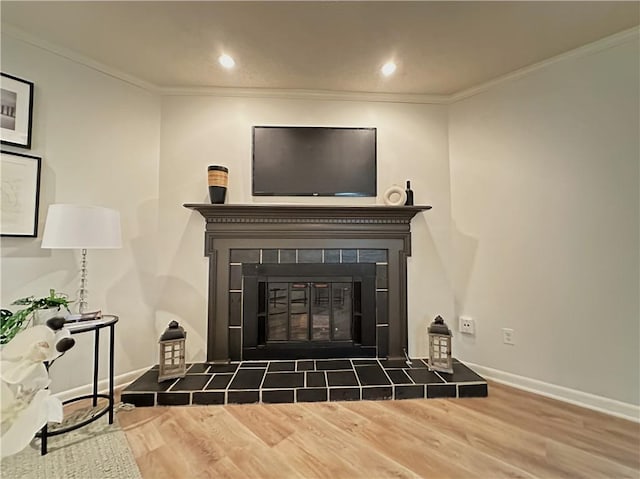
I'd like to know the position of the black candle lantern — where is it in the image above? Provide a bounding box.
[428,315,453,374]
[158,320,187,382]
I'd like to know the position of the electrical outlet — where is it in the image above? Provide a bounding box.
[459,316,475,335]
[502,328,515,345]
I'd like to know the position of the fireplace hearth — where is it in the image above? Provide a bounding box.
[122,357,488,407]
[184,204,431,362]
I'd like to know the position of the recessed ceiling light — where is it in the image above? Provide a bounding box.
[381,61,396,77]
[219,54,235,69]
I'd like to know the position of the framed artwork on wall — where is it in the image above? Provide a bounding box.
[1,73,34,149]
[1,150,41,237]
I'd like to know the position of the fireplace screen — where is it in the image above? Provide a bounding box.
[265,282,353,342]
[242,263,375,359]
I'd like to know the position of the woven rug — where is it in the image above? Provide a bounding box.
[1,406,142,479]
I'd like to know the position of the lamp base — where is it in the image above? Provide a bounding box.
[78,248,88,314]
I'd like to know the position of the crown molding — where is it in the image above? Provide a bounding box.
[159,86,448,104]
[3,22,638,105]
[1,23,160,93]
[449,26,640,104]
[1,22,446,104]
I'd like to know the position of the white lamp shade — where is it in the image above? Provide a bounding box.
[41,204,122,249]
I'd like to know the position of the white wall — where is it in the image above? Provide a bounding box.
[158,95,454,360]
[449,39,639,405]
[0,34,161,393]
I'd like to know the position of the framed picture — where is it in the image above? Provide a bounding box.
[1,150,41,237]
[1,73,34,149]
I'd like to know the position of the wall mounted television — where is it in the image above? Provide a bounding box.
[252,126,377,197]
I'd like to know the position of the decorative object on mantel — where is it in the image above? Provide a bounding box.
[383,184,407,206]
[427,315,454,374]
[0,150,41,237]
[207,165,228,204]
[158,320,187,382]
[41,204,122,313]
[404,180,414,206]
[0,72,34,149]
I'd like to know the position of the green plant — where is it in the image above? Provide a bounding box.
[0,289,72,344]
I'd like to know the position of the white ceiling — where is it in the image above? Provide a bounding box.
[1,1,638,96]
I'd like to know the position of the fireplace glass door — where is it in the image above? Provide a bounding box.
[242,263,375,359]
[266,282,353,343]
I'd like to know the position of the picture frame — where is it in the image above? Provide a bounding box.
[1,150,41,237]
[1,73,34,149]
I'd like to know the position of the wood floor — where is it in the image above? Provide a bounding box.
[117,381,640,479]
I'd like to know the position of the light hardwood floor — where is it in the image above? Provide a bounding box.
[117,381,640,478]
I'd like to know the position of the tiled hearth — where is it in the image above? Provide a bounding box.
[122,358,487,407]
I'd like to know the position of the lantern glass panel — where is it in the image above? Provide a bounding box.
[158,338,187,382]
[428,333,453,373]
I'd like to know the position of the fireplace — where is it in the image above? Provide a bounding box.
[122,204,493,409]
[184,204,430,362]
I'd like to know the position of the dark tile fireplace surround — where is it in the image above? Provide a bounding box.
[123,205,487,406]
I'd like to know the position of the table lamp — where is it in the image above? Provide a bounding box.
[41,204,122,313]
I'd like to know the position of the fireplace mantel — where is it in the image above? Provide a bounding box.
[184,203,431,362]
[183,204,430,223]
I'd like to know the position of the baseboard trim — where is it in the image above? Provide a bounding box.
[465,362,640,423]
[53,367,151,402]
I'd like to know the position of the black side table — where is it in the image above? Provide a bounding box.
[38,315,118,455]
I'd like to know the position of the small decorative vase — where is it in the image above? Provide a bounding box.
[208,165,228,204]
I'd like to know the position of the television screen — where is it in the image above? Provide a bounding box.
[252,126,376,197]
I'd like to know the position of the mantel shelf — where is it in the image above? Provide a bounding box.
[183,203,431,223]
